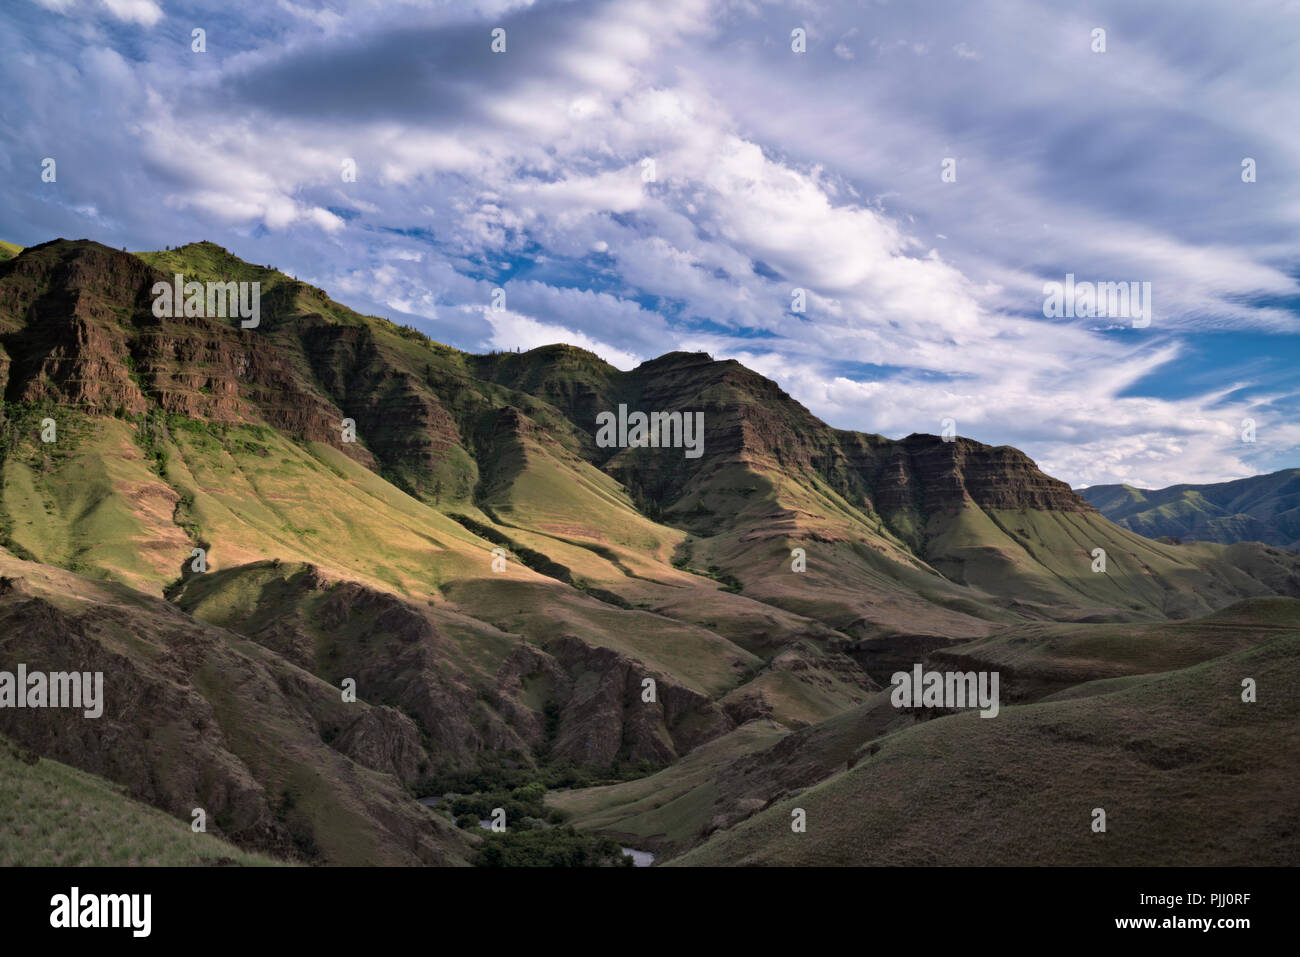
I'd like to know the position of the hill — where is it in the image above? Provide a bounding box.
[0,549,476,865]
[0,735,283,866]
[552,597,1300,862]
[668,598,1300,865]
[1079,469,1300,550]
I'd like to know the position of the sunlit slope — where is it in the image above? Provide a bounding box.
[172,557,758,769]
[5,238,1297,642]
[687,473,1005,642]
[3,239,571,512]
[138,244,614,508]
[438,577,757,697]
[921,505,1300,620]
[3,238,1296,727]
[559,354,1014,639]
[930,596,1300,700]
[438,414,879,716]
[495,348,1300,634]
[460,404,862,655]
[473,405,679,557]
[672,628,1300,866]
[0,399,857,724]
[0,239,963,712]
[689,456,1300,631]
[1,412,493,596]
[1,412,189,593]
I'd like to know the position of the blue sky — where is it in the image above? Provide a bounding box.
[2,0,1298,488]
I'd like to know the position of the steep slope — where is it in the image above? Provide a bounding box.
[484,348,1300,629]
[0,735,282,866]
[170,559,738,771]
[2,240,1296,707]
[3,238,1294,639]
[0,239,890,740]
[0,549,476,866]
[1080,469,1300,550]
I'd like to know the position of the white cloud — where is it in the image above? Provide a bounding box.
[5,0,1298,490]
[483,309,643,369]
[101,0,163,26]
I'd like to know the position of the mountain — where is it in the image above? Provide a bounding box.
[1080,470,1300,550]
[1,237,1297,866]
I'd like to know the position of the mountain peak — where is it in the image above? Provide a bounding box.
[634,350,717,371]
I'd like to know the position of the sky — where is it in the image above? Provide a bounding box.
[2,0,1298,489]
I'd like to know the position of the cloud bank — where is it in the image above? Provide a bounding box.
[2,0,1297,487]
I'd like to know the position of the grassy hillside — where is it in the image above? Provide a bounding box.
[551,598,1300,863]
[0,737,283,866]
[549,695,908,857]
[0,241,23,262]
[2,238,1294,642]
[928,596,1300,700]
[671,620,1300,865]
[546,720,790,852]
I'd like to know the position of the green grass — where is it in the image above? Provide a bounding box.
[1,412,188,594]
[0,738,284,866]
[5,237,1300,870]
[0,552,477,866]
[1080,469,1300,550]
[932,596,1300,697]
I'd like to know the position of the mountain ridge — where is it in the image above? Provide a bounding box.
[1,236,1298,866]
[1080,468,1300,550]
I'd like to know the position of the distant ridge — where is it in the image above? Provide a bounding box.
[1080,469,1300,550]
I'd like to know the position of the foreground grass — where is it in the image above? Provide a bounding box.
[0,739,284,867]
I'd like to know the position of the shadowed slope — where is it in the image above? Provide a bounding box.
[672,613,1300,866]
